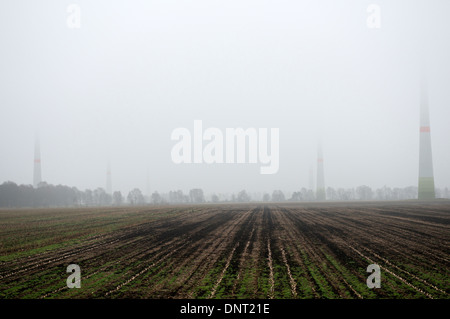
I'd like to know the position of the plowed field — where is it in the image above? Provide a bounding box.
[0,201,448,299]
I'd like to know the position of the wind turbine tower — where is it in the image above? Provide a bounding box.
[106,161,112,195]
[418,75,435,200]
[316,142,326,201]
[309,165,314,192]
[33,135,42,188]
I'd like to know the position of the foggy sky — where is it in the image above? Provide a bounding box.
[1,0,449,197]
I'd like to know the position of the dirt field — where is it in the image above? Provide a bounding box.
[0,201,448,299]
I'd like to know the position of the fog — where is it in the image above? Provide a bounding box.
[1,1,449,198]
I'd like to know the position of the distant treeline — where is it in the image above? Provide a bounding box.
[0,181,206,208]
[0,181,449,208]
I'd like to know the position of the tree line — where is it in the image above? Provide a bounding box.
[0,181,209,208]
[0,181,449,208]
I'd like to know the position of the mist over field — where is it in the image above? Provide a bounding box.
[1,2,450,308]
[1,0,450,198]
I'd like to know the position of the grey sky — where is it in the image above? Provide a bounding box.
[1,0,449,196]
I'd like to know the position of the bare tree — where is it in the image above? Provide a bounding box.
[169,190,185,203]
[211,194,219,203]
[128,188,145,205]
[290,191,302,201]
[113,191,123,206]
[189,188,205,203]
[271,190,285,202]
[151,191,162,204]
[326,187,338,201]
[237,190,251,202]
[356,185,373,201]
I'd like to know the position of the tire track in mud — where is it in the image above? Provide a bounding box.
[278,238,297,298]
[0,207,183,266]
[280,204,448,298]
[64,207,221,298]
[319,207,449,293]
[0,237,122,281]
[261,206,276,299]
[3,202,449,298]
[105,240,191,296]
[109,207,255,298]
[263,207,298,298]
[0,207,193,279]
[3,207,229,297]
[209,243,238,298]
[346,244,434,299]
[228,206,265,298]
[231,225,256,296]
[266,239,274,299]
[269,207,319,298]
[104,208,242,297]
[292,205,442,298]
[167,207,258,298]
[366,249,447,295]
[277,206,363,298]
[327,207,449,266]
[1,216,173,283]
[43,233,187,299]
